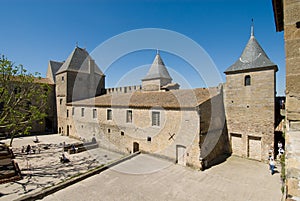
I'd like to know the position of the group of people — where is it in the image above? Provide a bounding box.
[268,141,284,175]
[21,144,40,154]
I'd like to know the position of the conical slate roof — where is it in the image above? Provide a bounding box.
[56,47,104,75]
[142,52,172,81]
[225,29,277,74]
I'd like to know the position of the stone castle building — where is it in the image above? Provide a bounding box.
[224,27,278,161]
[36,25,280,170]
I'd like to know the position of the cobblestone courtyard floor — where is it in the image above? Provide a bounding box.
[0,134,283,201]
[44,154,283,201]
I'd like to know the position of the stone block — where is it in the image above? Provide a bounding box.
[285,39,300,59]
[287,178,300,197]
[284,2,300,25]
[289,121,300,131]
[286,58,300,76]
[284,25,300,40]
[287,76,300,94]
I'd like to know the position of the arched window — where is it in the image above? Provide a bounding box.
[244,75,251,86]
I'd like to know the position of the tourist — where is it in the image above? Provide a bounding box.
[34,136,39,143]
[60,153,70,163]
[278,141,283,149]
[71,144,77,153]
[92,136,96,143]
[26,144,31,154]
[278,148,284,158]
[268,147,274,160]
[269,157,276,175]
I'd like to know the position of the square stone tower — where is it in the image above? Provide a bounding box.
[55,47,105,135]
[224,25,278,161]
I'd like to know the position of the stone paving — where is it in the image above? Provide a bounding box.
[0,134,124,201]
[43,154,283,201]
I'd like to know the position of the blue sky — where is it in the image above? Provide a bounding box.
[0,0,285,95]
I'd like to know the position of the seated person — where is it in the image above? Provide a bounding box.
[60,153,70,163]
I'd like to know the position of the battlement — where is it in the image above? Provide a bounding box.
[106,85,142,94]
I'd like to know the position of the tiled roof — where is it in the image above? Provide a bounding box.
[34,77,54,85]
[7,75,53,85]
[225,33,277,74]
[56,47,104,75]
[69,87,218,109]
[142,53,172,81]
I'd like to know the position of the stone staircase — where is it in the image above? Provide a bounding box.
[0,143,22,184]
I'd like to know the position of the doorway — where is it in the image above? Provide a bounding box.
[176,145,186,166]
[67,125,70,136]
[133,142,139,153]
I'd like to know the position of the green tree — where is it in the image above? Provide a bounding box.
[0,55,50,146]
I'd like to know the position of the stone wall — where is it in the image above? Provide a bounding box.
[56,70,105,136]
[284,0,300,131]
[66,105,203,168]
[282,0,300,200]
[199,88,231,169]
[224,69,276,161]
[56,72,67,135]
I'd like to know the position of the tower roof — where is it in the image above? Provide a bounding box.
[225,26,277,74]
[56,46,104,75]
[46,60,64,83]
[142,52,172,81]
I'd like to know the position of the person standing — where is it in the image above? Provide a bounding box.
[269,158,276,175]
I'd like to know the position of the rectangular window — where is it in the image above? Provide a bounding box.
[81,108,85,117]
[93,109,97,119]
[126,110,132,123]
[67,109,69,118]
[152,111,160,126]
[62,76,64,82]
[107,109,112,120]
[72,107,75,116]
[60,99,63,105]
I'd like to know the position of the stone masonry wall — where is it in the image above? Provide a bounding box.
[224,69,276,161]
[283,0,300,200]
[67,105,203,168]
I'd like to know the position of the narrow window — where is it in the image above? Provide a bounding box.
[126,110,132,123]
[60,99,63,105]
[244,75,251,86]
[152,111,160,126]
[81,108,85,117]
[107,109,112,120]
[72,107,75,116]
[62,76,64,82]
[67,109,69,118]
[93,109,97,119]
